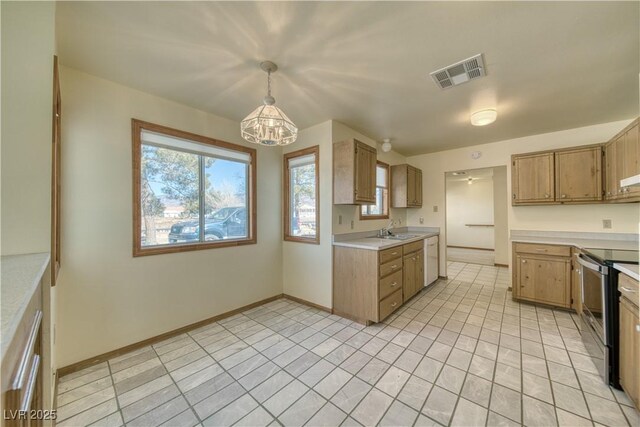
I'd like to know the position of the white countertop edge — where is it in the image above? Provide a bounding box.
[510,237,639,251]
[333,232,439,250]
[614,263,640,281]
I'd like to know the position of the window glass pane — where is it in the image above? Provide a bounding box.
[362,165,387,216]
[141,145,199,246]
[203,157,248,240]
[290,162,316,237]
[376,165,386,187]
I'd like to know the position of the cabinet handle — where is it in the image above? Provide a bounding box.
[513,194,516,199]
[561,194,566,198]
[412,257,416,261]
[11,310,42,392]
[391,282,397,287]
[391,302,398,307]
[544,193,550,198]
[391,264,398,269]
[391,252,397,255]
[535,248,547,252]
[624,187,630,193]
[621,287,637,293]
[636,324,640,333]
[522,259,527,263]
[20,355,40,412]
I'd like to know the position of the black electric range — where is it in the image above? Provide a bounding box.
[578,248,638,388]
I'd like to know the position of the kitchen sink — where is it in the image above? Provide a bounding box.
[369,234,420,241]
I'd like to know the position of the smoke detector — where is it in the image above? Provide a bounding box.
[430,54,486,89]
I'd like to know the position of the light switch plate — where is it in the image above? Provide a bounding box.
[419,217,424,224]
[350,220,354,229]
[338,215,342,225]
[603,219,612,229]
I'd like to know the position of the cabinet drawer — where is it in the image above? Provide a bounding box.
[380,259,402,278]
[403,240,423,255]
[380,270,403,300]
[379,289,402,320]
[514,243,570,257]
[380,246,402,264]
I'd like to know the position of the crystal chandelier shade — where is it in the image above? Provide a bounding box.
[241,61,298,146]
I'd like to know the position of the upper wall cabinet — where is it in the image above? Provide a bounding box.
[607,119,639,202]
[555,146,603,202]
[512,152,555,204]
[391,164,423,208]
[512,146,604,206]
[333,139,377,205]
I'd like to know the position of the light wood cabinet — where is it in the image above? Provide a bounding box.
[619,296,639,409]
[607,119,640,202]
[333,139,377,205]
[391,164,423,208]
[333,239,428,324]
[512,243,571,308]
[512,152,555,204]
[555,146,602,202]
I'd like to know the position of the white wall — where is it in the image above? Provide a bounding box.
[282,121,333,308]
[493,166,509,265]
[407,120,640,275]
[446,178,495,249]
[332,121,408,235]
[1,1,57,409]
[57,67,283,367]
[1,1,56,255]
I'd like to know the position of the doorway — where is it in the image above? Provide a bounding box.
[445,166,508,267]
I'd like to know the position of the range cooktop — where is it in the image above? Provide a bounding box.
[582,248,639,265]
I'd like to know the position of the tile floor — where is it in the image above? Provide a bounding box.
[56,262,640,427]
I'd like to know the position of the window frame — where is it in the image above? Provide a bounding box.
[283,145,320,244]
[360,160,390,220]
[132,119,257,257]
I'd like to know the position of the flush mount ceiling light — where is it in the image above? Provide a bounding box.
[470,109,497,126]
[452,171,467,176]
[241,61,297,146]
[381,138,392,152]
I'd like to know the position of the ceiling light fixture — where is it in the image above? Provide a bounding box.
[241,61,297,146]
[468,177,474,184]
[452,171,467,176]
[381,138,392,152]
[470,109,497,126]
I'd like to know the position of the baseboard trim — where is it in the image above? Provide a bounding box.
[282,294,332,313]
[494,263,509,267]
[58,293,284,378]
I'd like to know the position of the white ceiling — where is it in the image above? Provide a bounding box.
[56,1,639,156]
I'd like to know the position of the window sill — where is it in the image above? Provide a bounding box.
[359,215,390,221]
[284,236,320,245]
[133,238,256,257]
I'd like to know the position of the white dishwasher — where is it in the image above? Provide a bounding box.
[424,236,439,285]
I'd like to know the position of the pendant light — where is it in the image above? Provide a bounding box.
[241,61,298,146]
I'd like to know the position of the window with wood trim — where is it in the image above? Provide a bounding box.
[361,161,390,219]
[132,120,256,256]
[284,146,319,244]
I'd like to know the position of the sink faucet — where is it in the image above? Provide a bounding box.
[378,220,395,237]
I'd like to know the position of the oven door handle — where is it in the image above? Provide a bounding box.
[577,254,607,274]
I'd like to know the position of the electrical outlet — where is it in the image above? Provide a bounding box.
[433,206,438,212]
[350,220,354,229]
[419,217,424,224]
[603,219,612,229]
[338,215,342,225]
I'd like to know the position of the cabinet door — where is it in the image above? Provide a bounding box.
[619,298,639,407]
[517,256,537,300]
[605,141,617,200]
[415,169,423,207]
[406,166,417,206]
[355,143,376,203]
[415,249,424,295]
[555,147,602,202]
[615,134,626,198]
[512,153,555,204]
[623,123,639,198]
[403,254,416,302]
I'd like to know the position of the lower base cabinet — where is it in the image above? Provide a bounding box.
[512,243,572,308]
[619,296,639,409]
[333,239,427,324]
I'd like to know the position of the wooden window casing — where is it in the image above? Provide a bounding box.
[132,119,257,256]
[283,146,320,244]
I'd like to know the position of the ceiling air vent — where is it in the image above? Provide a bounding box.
[430,54,486,90]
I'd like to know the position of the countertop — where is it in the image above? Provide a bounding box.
[510,230,638,251]
[1,253,49,359]
[333,232,439,251]
[614,263,639,281]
